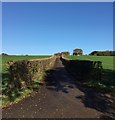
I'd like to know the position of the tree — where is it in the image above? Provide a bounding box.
[1,53,8,56]
[89,50,115,56]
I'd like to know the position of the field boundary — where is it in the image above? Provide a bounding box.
[29,55,55,61]
[60,56,103,81]
[1,55,56,107]
[8,55,56,89]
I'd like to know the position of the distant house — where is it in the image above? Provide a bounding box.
[54,52,61,57]
[54,51,70,57]
[73,48,83,56]
[61,51,70,56]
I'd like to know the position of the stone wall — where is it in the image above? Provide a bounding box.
[8,56,56,90]
[60,57,103,81]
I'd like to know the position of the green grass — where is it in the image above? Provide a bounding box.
[1,55,51,73]
[65,55,115,93]
[66,55,114,70]
[1,55,115,106]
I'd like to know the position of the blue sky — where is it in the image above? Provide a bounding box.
[2,2,113,55]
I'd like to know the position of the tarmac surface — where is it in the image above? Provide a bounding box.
[2,57,115,118]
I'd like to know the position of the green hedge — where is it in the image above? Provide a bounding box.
[60,57,103,81]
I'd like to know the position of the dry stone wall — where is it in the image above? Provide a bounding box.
[60,57,103,81]
[8,56,56,90]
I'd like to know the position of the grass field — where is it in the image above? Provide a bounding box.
[66,55,115,70]
[1,55,51,73]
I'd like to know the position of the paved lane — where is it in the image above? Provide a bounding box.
[3,57,114,118]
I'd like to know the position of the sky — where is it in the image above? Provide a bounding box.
[2,2,113,55]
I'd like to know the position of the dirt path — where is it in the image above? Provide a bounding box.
[2,57,115,118]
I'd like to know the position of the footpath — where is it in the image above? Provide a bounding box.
[2,57,115,118]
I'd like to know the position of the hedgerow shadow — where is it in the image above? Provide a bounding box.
[59,57,115,118]
[74,82,115,118]
[74,69,115,118]
[44,67,73,93]
[44,64,115,118]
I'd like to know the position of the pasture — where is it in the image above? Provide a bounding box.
[1,55,51,73]
[65,55,114,70]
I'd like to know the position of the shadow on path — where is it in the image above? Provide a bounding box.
[45,67,74,94]
[44,57,76,94]
[44,57,115,118]
[2,57,115,118]
[75,83,115,118]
